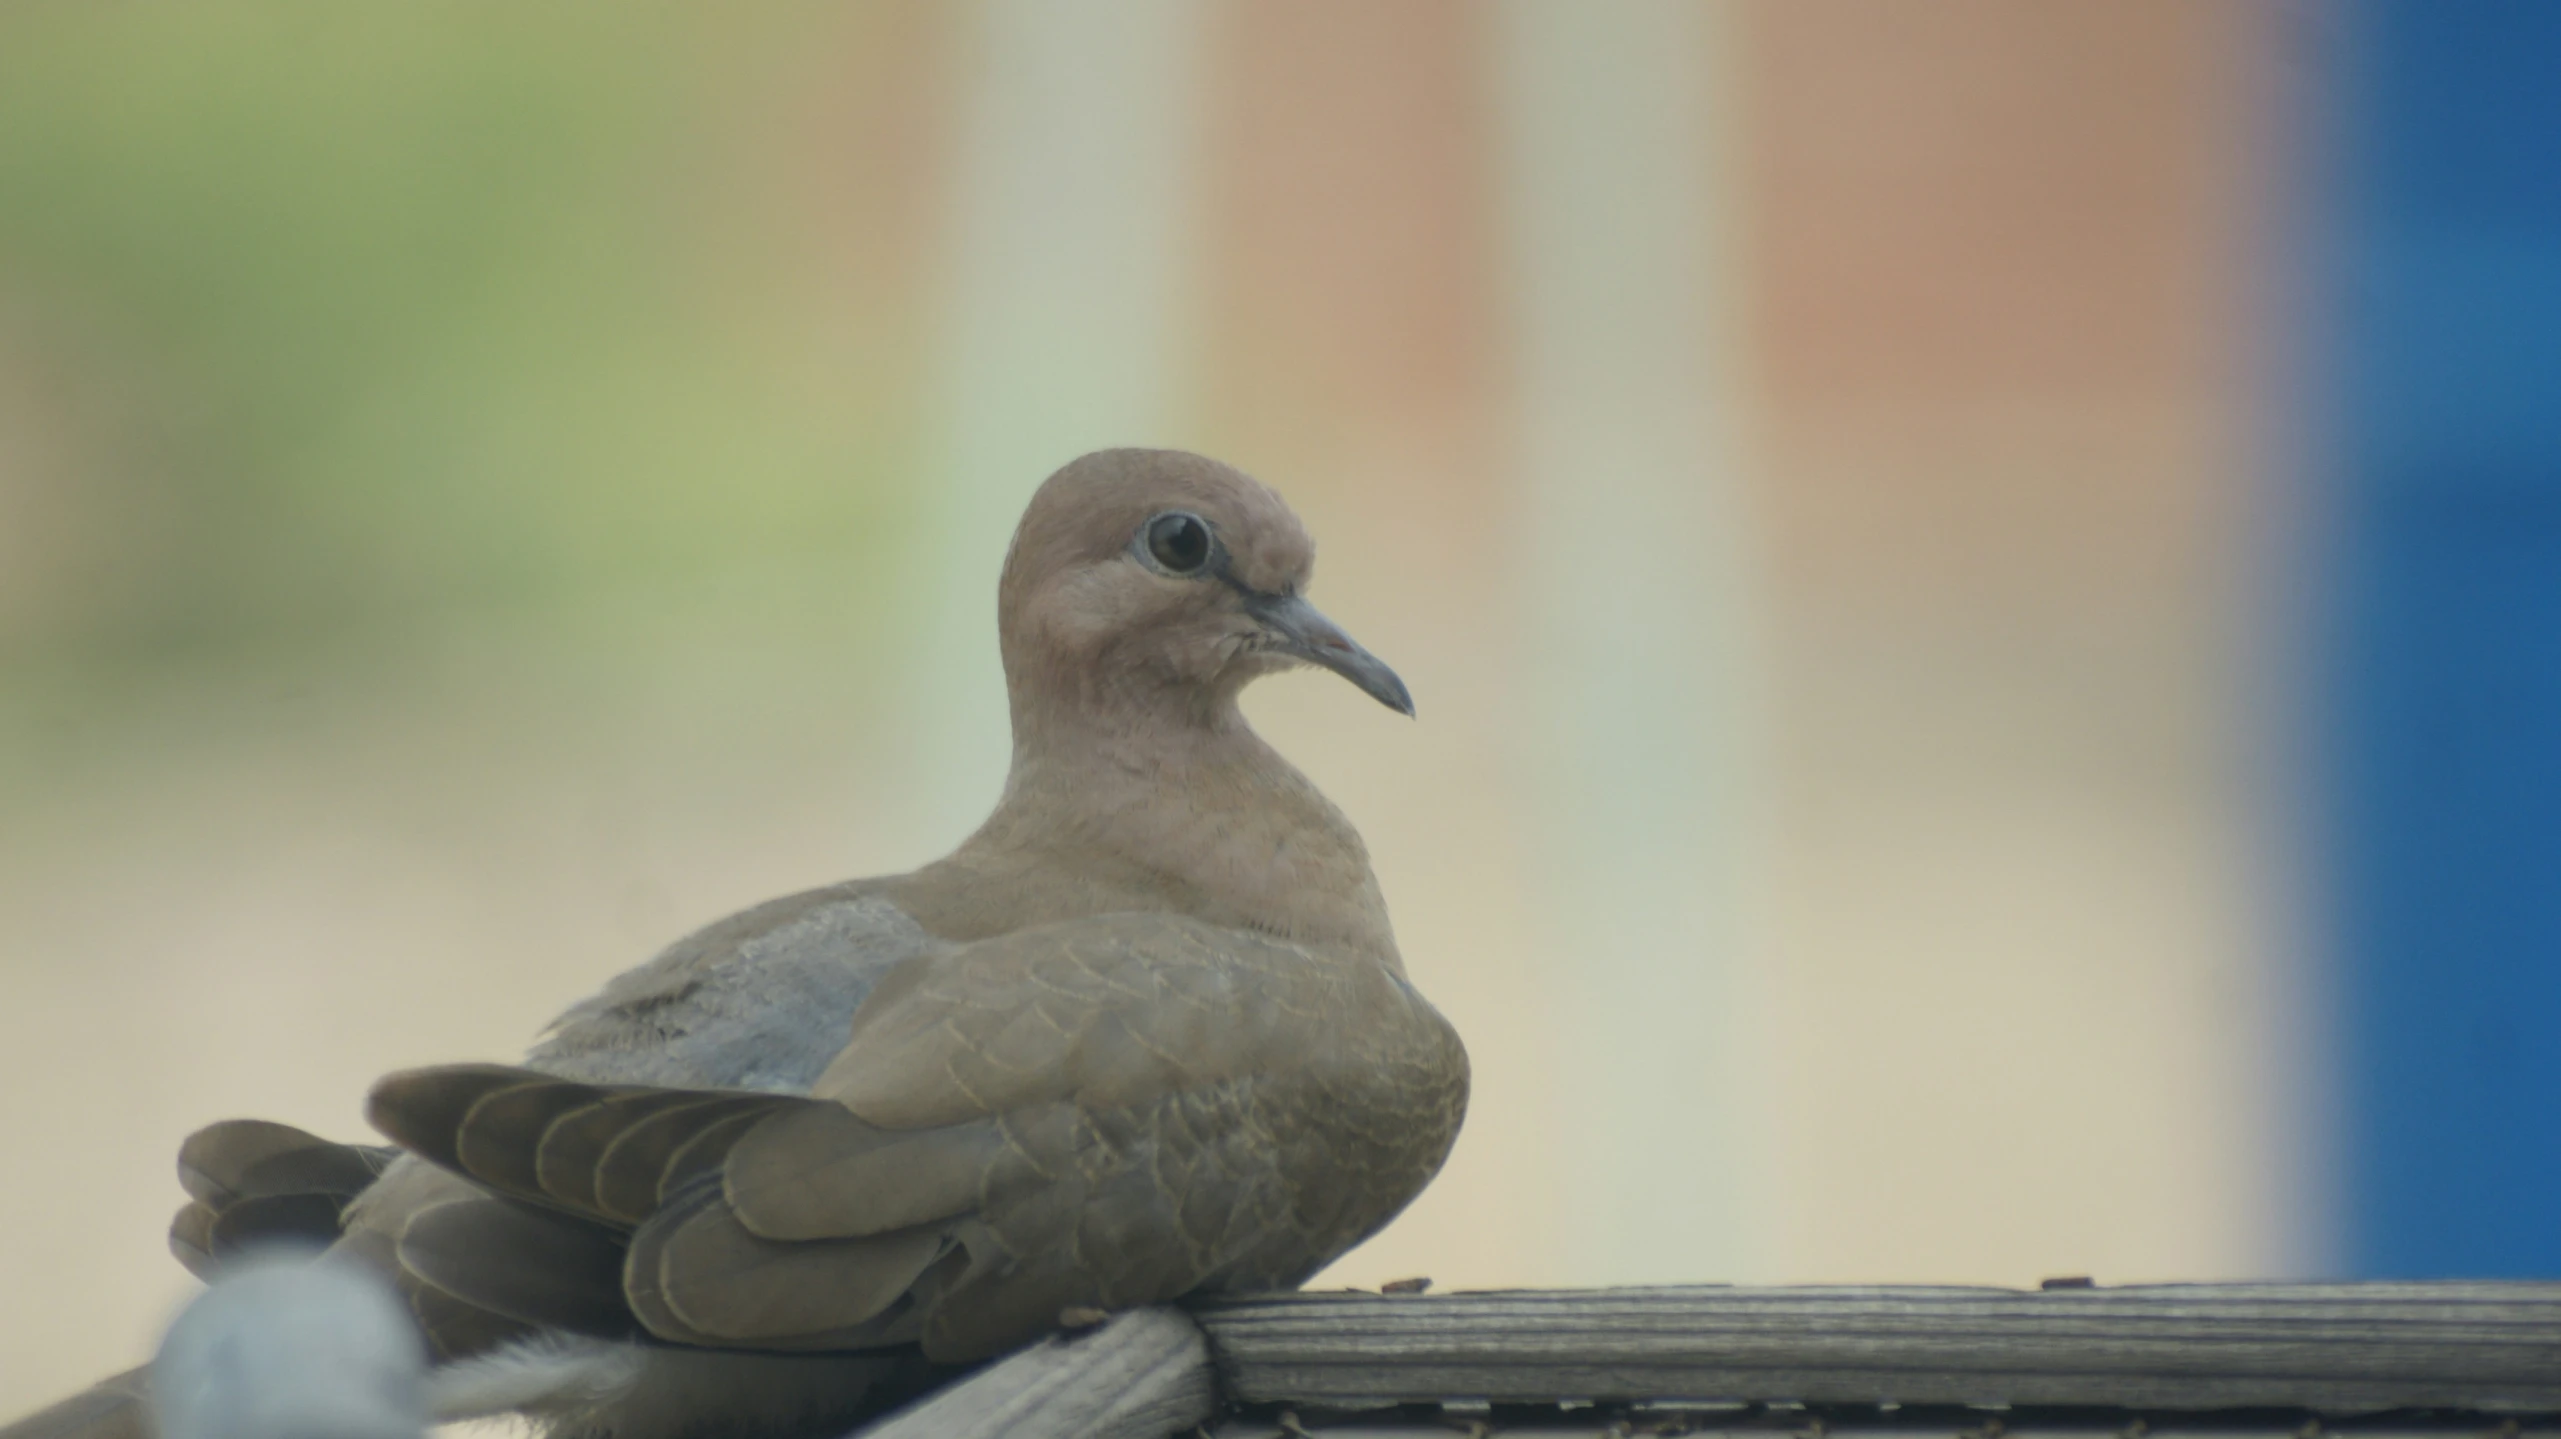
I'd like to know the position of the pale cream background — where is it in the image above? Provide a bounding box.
[0,0,2309,1415]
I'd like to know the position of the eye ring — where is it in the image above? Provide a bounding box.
[1139,511,1214,576]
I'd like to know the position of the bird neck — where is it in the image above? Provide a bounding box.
[916,692,1401,966]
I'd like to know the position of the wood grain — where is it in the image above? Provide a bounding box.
[1190,1284,2561,1414]
[851,1307,1214,1439]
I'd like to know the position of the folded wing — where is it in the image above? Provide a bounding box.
[366,912,1465,1362]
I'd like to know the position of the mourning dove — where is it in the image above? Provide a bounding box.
[2,449,1469,1439]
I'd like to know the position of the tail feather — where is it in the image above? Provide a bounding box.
[168,1121,396,1279]
[9,1121,400,1437]
[177,1120,393,1208]
[6,1106,953,1439]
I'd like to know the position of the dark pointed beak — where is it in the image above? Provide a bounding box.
[1247,593,1414,716]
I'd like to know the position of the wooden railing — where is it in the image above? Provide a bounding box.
[854,1283,2561,1439]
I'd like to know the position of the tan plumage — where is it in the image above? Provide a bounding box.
[3,449,1467,1439]
[366,910,1463,1364]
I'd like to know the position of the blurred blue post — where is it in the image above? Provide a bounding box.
[2328,0,2561,1275]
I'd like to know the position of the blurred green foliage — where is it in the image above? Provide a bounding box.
[0,4,928,670]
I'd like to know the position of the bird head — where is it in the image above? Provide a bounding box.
[997,449,1412,729]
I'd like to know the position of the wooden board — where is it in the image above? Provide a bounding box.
[851,1307,1214,1439]
[1190,1283,2561,1414]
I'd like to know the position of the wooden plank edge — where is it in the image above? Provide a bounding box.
[850,1307,1216,1439]
[1191,1286,2561,1415]
[1209,1360,2561,1414]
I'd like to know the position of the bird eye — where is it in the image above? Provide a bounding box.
[1143,511,1212,575]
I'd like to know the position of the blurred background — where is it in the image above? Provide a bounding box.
[6,0,2559,1413]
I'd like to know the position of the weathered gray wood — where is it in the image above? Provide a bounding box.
[1191,1283,2561,1414]
[850,1306,1214,1439]
[1203,1429,2561,1439]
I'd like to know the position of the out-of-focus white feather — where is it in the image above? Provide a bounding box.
[150,1248,426,1439]
[426,1334,644,1426]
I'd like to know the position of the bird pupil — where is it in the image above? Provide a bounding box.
[1149,513,1209,572]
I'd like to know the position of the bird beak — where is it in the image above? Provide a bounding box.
[1247,593,1414,716]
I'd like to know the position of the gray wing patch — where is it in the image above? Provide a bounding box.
[528,889,943,1093]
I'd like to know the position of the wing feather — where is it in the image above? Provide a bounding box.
[395,1195,639,1338]
[363,913,1462,1364]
